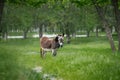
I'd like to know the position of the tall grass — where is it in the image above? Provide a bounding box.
[0,37,120,80]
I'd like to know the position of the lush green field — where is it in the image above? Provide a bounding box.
[0,37,120,80]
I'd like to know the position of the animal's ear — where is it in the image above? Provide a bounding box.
[55,36,58,42]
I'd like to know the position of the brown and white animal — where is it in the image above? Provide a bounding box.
[40,34,64,58]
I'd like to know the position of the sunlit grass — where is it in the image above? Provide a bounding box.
[0,37,120,80]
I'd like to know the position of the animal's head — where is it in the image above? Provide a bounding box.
[55,34,64,48]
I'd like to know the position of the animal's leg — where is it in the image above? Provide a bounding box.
[40,48,46,58]
[40,48,43,58]
[52,49,57,56]
[43,50,46,57]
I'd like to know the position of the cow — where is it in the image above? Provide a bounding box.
[40,34,64,58]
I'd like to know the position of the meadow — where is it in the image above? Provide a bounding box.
[0,36,120,80]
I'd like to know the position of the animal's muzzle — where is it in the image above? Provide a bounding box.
[59,43,63,48]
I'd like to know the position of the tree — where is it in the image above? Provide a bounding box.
[92,0,116,52]
[111,0,120,51]
[32,3,51,38]
[71,0,116,52]
[0,0,5,38]
[81,5,98,37]
[1,3,33,39]
[1,2,16,40]
[0,0,48,40]
[54,1,80,43]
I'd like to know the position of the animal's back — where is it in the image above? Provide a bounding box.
[40,37,52,49]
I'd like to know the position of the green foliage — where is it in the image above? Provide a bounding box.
[7,0,48,7]
[1,0,117,39]
[2,3,33,32]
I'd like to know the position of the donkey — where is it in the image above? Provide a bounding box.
[40,34,64,58]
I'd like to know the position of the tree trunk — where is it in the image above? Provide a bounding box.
[72,33,76,38]
[4,31,7,40]
[111,0,120,51]
[87,30,90,37]
[104,21,116,52]
[23,28,29,39]
[96,26,99,37]
[66,34,71,44]
[92,0,116,52]
[65,23,71,44]
[2,31,8,40]
[39,25,43,38]
[23,31,27,39]
[0,0,5,37]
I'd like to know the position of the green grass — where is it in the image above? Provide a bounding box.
[0,37,120,80]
